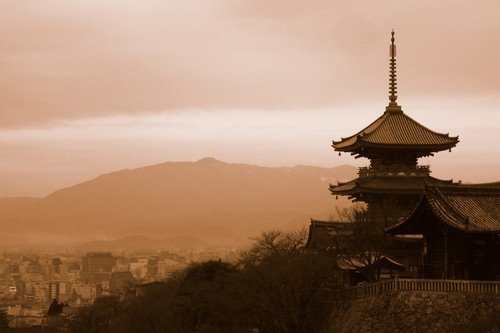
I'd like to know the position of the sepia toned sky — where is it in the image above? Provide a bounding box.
[1,1,499,197]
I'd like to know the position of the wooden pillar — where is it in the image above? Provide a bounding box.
[464,234,470,280]
[444,229,449,279]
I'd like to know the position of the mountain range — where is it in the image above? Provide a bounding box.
[0,158,356,247]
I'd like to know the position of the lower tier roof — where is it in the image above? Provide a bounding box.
[330,175,453,196]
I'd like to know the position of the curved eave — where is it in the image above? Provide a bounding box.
[427,188,500,233]
[330,183,424,196]
[333,137,459,154]
[425,188,469,232]
[332,112,388,149]
[329,180,358,195]
[332,110,459,153]
[389,185,500,234]
[387,193,426,235]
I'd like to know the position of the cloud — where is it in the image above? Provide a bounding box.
[0,1,499,127]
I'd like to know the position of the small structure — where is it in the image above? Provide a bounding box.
[388,184,500,280]
[306,219,422,279]
[337,255,405,286]
[305,219,351,251]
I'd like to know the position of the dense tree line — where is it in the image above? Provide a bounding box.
[69,229,342,333]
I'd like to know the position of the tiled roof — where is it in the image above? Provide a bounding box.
[389,183,500,234]
[332,110,458,152]
[336,255,405,271]
[305,219,352,250]
[330,176,453,195]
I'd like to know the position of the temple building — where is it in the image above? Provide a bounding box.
[306,31,500,281]
[330,31,458,218]
[388,185,500,280]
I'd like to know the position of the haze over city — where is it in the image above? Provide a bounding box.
[1,3,500,332]
[1,1,499,198]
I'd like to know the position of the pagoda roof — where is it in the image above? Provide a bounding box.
[332,109,459,153]
[388,183,500,234]
[305,219,352,250]
[330,175,453,196]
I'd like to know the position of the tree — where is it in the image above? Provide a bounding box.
[48,298,63,315]
[241,253,341,333]
[330,203,396,282]
[173,260,239,331]
[237,228,342,332]
[0,309,9,333]
[239,227,308,265]
[115,260,242,333]
[69,296,123,333]
[69,232,343,333]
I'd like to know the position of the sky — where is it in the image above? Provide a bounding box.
[1,0,499,197]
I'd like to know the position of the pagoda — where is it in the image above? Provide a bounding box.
[330,31,459,218]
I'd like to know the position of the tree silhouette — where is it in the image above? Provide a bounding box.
[69,234,344,333]
[239,227,308,265]
[48,298,63,315]
[0,309,9,332]
[331,204,396,282]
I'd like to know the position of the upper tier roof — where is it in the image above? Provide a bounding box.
[389,183,500,234]
[332,109,459,154]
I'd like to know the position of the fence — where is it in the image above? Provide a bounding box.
[334,278,500,300]
[396,278,500,293]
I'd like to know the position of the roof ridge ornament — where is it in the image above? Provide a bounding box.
[386,30,402,112]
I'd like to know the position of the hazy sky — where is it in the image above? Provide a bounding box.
[1,1,499,197]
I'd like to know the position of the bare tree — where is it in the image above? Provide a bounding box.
[331,204,395,282]
[238,227,308,265]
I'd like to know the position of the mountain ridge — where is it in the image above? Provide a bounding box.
[0,158,356,246]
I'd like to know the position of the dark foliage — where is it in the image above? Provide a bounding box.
[69,296,125,333]
[451,311,500,333]
[47,299,64,315]
[69,230,342,333]
[240,253,341,333]
[0,309,8,333]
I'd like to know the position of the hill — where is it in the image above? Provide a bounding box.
[0,158,356,246]
[78,234,210,251]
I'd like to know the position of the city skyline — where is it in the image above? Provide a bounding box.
[1,1,500,197]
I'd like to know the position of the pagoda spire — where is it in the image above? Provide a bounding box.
[387,30,402,112]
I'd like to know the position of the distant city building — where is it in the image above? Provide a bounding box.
[75,283,102,301]
[157,259,186,279]
[48,281,59,302]
[81,252,117,283]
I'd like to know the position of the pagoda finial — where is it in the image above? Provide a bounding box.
[387,29,401,112]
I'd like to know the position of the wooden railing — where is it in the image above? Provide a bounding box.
[333,280,395,299]
[396,278,500,294]
[333,278,500,300]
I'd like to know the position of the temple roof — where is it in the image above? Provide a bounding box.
[333,31,458,155]
[330,175,453,196]
[332,110,459,153]
[305,219,352,250]
[336,255,406,271]
[389,183,500,234]
[305,219,423,253]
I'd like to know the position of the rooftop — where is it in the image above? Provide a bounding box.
[332,110,459,154]
[332,31,458,156]
[330,175,454,196]
[389,183,500,234]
